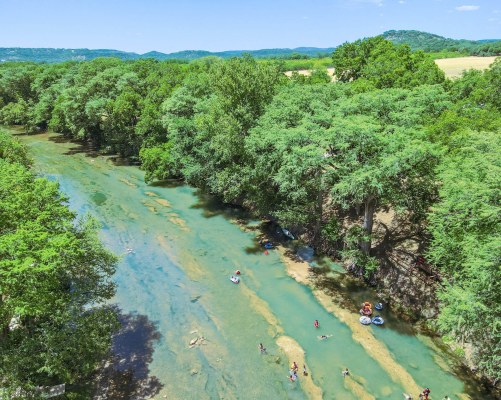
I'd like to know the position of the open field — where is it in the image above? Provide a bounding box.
[434,56,497,78]
[284,56,498,80]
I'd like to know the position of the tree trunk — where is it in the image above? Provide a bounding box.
[360,196,376,255]
[313,171,324,246]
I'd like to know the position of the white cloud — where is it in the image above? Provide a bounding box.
[399,0,405,3]
[455,5,480,11]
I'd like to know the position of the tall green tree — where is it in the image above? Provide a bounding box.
[332,36,445,88]
[427,130,501,381]
[0,131,118,395]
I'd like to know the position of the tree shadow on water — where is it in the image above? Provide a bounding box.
[190,189,251,220]
[93,309,164,399]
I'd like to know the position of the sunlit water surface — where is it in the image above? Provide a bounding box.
[17,132,493,400]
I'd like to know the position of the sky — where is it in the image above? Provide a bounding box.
[0,0,499,54]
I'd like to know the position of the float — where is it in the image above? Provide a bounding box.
[372,315,384,325]
[230,276,240,284]
[281,228,295,240]
[359,316,371,325]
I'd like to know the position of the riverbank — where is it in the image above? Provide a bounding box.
[11,129,497,399]
[235,218,500,399]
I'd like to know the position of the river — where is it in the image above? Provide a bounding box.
[15,131,493,400]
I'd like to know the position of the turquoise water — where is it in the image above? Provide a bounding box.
[17,132,493,400]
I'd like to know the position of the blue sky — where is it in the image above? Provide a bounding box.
[0,0,499,53]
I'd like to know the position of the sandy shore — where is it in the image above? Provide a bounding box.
[276,245,424,397]
[276,335,324,400]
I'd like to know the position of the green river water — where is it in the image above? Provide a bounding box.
[16,132,494,400]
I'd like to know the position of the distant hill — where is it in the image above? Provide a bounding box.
[383,30,501,55]
[0,48,139,63]
[0,46,336,63]
[2,30,499,64]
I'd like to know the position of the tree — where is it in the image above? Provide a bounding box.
[332,36,445,88]
[0,131,118,395]
[427,130,501,381]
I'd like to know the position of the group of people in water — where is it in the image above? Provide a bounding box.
[258,316,439,397]
[288,361,308,382]
[403,386,447,400]
[259,319,353,385]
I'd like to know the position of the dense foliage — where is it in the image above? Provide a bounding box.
[331,36,445,88]
[0,37,499,384]
[384,30,501,56]
[0,130,118,397]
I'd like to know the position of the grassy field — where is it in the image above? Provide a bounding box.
[434,56,497,78]
[281,55,498,80]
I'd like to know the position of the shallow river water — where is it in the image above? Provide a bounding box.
[17,132,494,400]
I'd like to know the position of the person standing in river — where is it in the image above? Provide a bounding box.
[259,343,266,354]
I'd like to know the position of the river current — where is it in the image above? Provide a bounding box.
[16,131,493,400]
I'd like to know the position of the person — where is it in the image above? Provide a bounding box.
[292,361,298,372]
[442,396,451,400]
[320,335,328,340]
[342,368,349,377]
[314,319,319,328]
[259,343,266,354]
[422,388,431,400]
[289,374,294,382]
[303,364,307,376]
[403,394,412,400]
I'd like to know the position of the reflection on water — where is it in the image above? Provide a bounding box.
[17,132,496,400]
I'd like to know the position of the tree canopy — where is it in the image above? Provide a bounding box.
[331,36,445,88]
[0,130,118,396]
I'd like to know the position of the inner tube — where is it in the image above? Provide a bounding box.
[360,308,373,316]
[264,242,273,249]
[372,315,384,325]
[235,270,241,275]
[359,316,371,325]
[375,303,383,311]
[230,276,240,284]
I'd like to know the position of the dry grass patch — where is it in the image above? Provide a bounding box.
[435,56,497,78]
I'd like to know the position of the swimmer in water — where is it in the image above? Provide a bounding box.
[318,334,333,340]
[314,319,319,328]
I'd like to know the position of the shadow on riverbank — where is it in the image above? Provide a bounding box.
[92,309,163,399]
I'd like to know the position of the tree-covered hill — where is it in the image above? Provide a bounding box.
[0,46,336,63]
[383,30,501,55]
[2,30,499,64]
